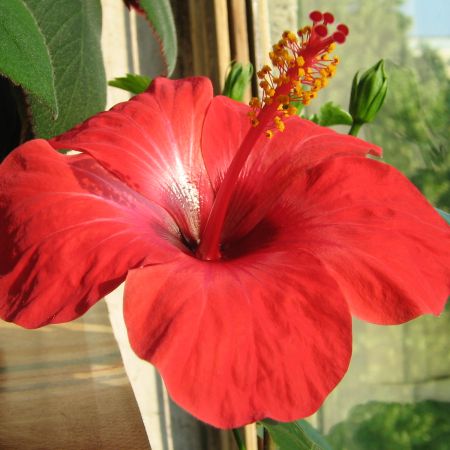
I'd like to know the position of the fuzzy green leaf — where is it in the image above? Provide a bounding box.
[135,0,177,76]
[24,0,106,138]
[0,0,57,115]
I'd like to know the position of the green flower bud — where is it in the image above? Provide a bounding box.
[222,62,253,102]
[349,59,388,125]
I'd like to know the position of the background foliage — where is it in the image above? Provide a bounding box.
[298,0,450,209]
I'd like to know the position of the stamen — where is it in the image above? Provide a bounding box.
[248,11,348,138]
[196,11,348,261]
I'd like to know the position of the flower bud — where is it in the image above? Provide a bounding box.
[349,59,388,125]
[222,62,253,102]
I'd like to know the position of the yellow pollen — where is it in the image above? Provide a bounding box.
[277,95,289,106]
[287,105,297,116]
[249,97,261,108]
[248,18,344,134]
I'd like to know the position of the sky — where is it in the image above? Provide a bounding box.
[403,0,450,37]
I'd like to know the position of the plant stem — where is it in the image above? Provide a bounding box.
[348,121,363,137]
[232,428,247,450]
[263,428,277,450]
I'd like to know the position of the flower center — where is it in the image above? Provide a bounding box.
[196,11,348,261]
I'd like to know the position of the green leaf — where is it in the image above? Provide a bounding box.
[108,73,152,94]
[24,0,106,138]
[261,419,330,450]
[315,102,353,127]
[298,421,335,450]
[135,0,178,76]
[437,208,450,225]
[0,0,57,115]
[222,62,253,102]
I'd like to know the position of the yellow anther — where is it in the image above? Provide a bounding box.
[275,120,285,132]
[328,43,336,52]
[265,130,274,139]
[296,56,305,67]
[282,30,297,43]
[277,95,289,105]
[333,56,340,64]
[301,26,311,34]
[287,105,297,116]
[248,20,343,128]
[249,97,261,108]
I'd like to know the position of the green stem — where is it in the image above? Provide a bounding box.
[348,121,363,137]
[263,428,277,450]
[232,428,247,450]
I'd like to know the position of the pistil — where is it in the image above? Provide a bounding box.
[196,11,348,261]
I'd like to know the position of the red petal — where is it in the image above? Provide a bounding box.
[273,156,450,324]
[0,140,180,328]
[50,77,214,242]
[124,251,352,428]
[201,96,380,240]
[201,95,381,191]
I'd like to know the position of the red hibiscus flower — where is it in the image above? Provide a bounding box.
[1,12,449,429]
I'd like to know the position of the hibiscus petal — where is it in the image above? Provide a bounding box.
[201,95,381,240]
[201,95,381,190]
[50,77,214,242]
[0,140,180,328]
[272,156,450,324]
[124,251,352,428]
